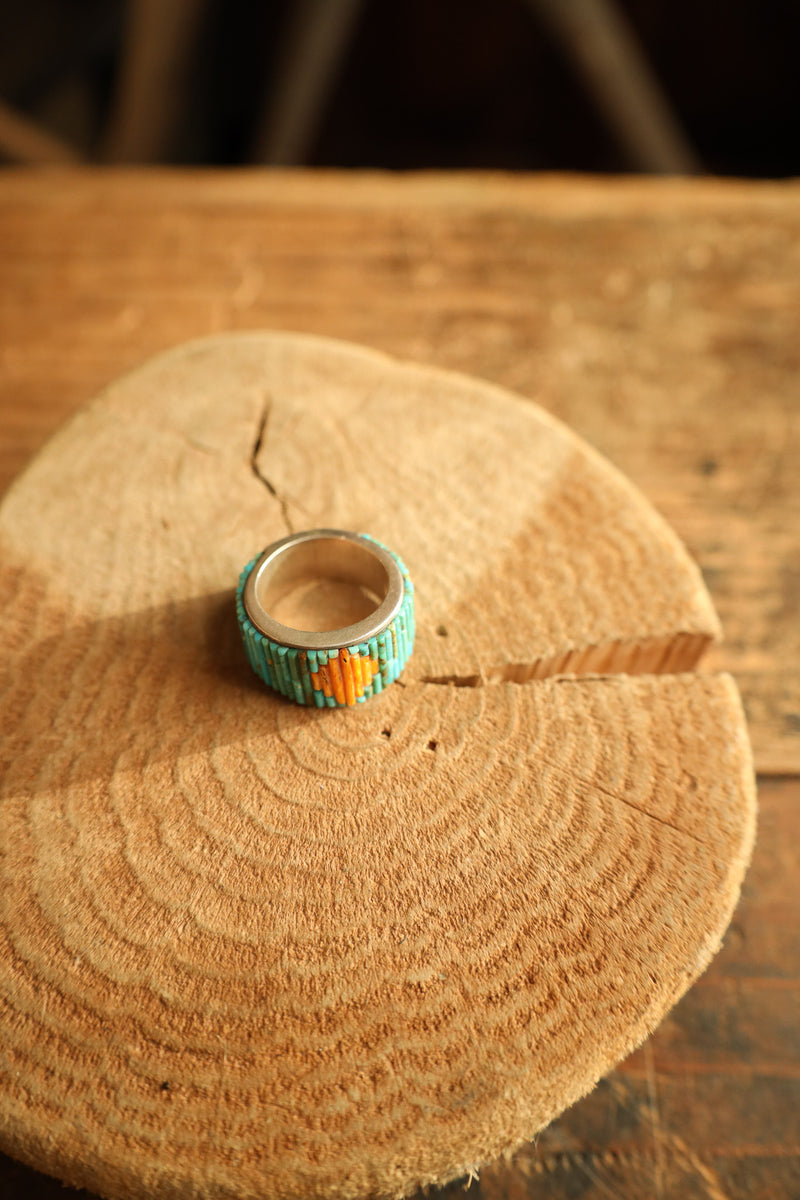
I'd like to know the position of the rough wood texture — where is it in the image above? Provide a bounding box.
[3,774,797,1200]
[0,336,753,1200]
[0,334,755,1200]
[0,171,796,774]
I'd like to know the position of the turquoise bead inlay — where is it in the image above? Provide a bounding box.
[236,535,414,707]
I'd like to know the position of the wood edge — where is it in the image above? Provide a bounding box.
[1,167,799,215]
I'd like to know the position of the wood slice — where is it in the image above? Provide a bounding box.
[0,333,755,1200]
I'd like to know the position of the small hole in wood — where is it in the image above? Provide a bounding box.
[381,728,391,739]
[160,1082,170,1092]
[427,739,438,751]
[436,625,448,637]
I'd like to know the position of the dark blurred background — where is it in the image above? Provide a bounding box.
[1,0,799,175]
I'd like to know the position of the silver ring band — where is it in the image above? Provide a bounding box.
[242,529,405,651]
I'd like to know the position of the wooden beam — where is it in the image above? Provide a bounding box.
[0,97,81,164]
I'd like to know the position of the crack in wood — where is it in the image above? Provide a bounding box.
[251,399,294,535]
[534,749,711,847]
[419,632,712,690]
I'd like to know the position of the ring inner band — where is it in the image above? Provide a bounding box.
[243,530,405,652]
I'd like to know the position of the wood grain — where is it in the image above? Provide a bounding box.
[437,775,800,1200]
[0,334,755,1199]
[0,171,796,772]
[3,788,797,1200]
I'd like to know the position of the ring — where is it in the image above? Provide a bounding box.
[236,529,415,707]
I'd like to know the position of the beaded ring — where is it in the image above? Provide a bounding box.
[236,529,414,707]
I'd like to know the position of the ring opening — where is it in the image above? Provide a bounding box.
[255,535,390,634]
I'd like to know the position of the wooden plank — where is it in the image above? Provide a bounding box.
[0,170,797,777]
